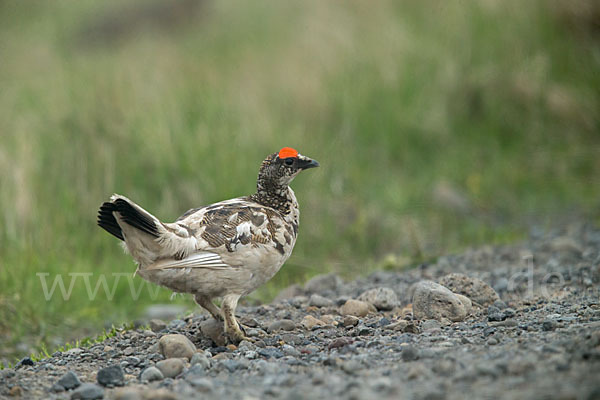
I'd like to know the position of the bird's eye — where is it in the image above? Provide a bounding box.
[284,158,294,166]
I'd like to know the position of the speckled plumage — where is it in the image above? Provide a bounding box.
[97,148,319,342]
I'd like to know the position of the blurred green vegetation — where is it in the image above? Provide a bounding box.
[0,0,598,361]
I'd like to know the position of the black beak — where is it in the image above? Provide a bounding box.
[298,158,320,170]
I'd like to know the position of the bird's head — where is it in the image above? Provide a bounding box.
[257,147,319,192]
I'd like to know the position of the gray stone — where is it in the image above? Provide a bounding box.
[340,299,376,317]
[282,344,301,357]
[190,353,211,369]
[167,319,186,329]
[200,319,226,347]
[421,319,442,331]
[140,366,164,382]
[187,377,213,392]
[97,364,125,387]
[412,281,467,322]
[112,387,144,400]
[149,319,167,332]
[304,273,343,294]
[267,319,296,332]
[542,319,558,331]
[402,345,420,361]
[156,358,185,378]
[308,294,335,307]
[70,383,104,400]
[357,287,399,311]
[57,371,81,390]
[158,334,196,360]
[439,273,500,306]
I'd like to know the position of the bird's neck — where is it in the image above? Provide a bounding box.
[250,182,295,214]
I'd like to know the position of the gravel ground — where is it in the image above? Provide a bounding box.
[1,223,599,400]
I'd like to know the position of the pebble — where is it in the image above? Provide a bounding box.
[97,364,125,387]
[421,319,442,331]
[438,273,500,306]
[542,319,558,331]
[149,319,167,332]
[301,315,326,330]
[267,319,296,332]
[281,344,300,357]
[190,353,211,369]
[308,294,335,307]
[57,371,81,390]
[70,383,104,400]
[340,299,376,317]
[140,366,164,382]
[343,315,360,327]
[156,358,185,378]
[187,377,214,392]
[401,345,420,361]
[357,287,399,311]
[412,280,467,322]
[158,334,197,360]
[200,319,227,347]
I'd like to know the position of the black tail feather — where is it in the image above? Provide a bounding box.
[97,198,160,240]
[97,202,124,241]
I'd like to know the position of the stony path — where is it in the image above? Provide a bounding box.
[1,224,599,399]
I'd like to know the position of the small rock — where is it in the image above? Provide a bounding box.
[281,344,300,357]
[149,319,167,332]
[158,334,197,360]
[97,364,125,387]
[412,281,467,322]
[340,299,376,317]
[304,273,343,294]
[421,319,442,331]
[542,319,558,331]
[343,315,360,327]
[301,315,326,330]
[407,363,427,380]
[308,294,335,308]
[455,294,472,315]
[57,371,81,390]
[267,319,296,333]
[156,358,185,378]
[190,353,211,369]
[438,273,500,306]
[140,366,164,382]
[493,300,507,309]
[167,319,186,330]
[199,319,226,347]
[357,287,399,311]
[220,359,246,372]
[112,387,144,400]
[487,337,499,345]
[187,377,214,392]
[401,345,420,361]
[70,383,104,400]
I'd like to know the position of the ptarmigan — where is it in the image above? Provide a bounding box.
[97,147,319,343]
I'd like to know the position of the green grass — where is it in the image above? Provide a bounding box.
[0,0,598,362]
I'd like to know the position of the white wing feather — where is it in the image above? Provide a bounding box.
[145,252,231,270]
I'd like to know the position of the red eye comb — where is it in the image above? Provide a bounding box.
[278,147,298,159]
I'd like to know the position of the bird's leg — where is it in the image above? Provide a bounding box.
[222,293,251,344]
[194,294,223,321]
